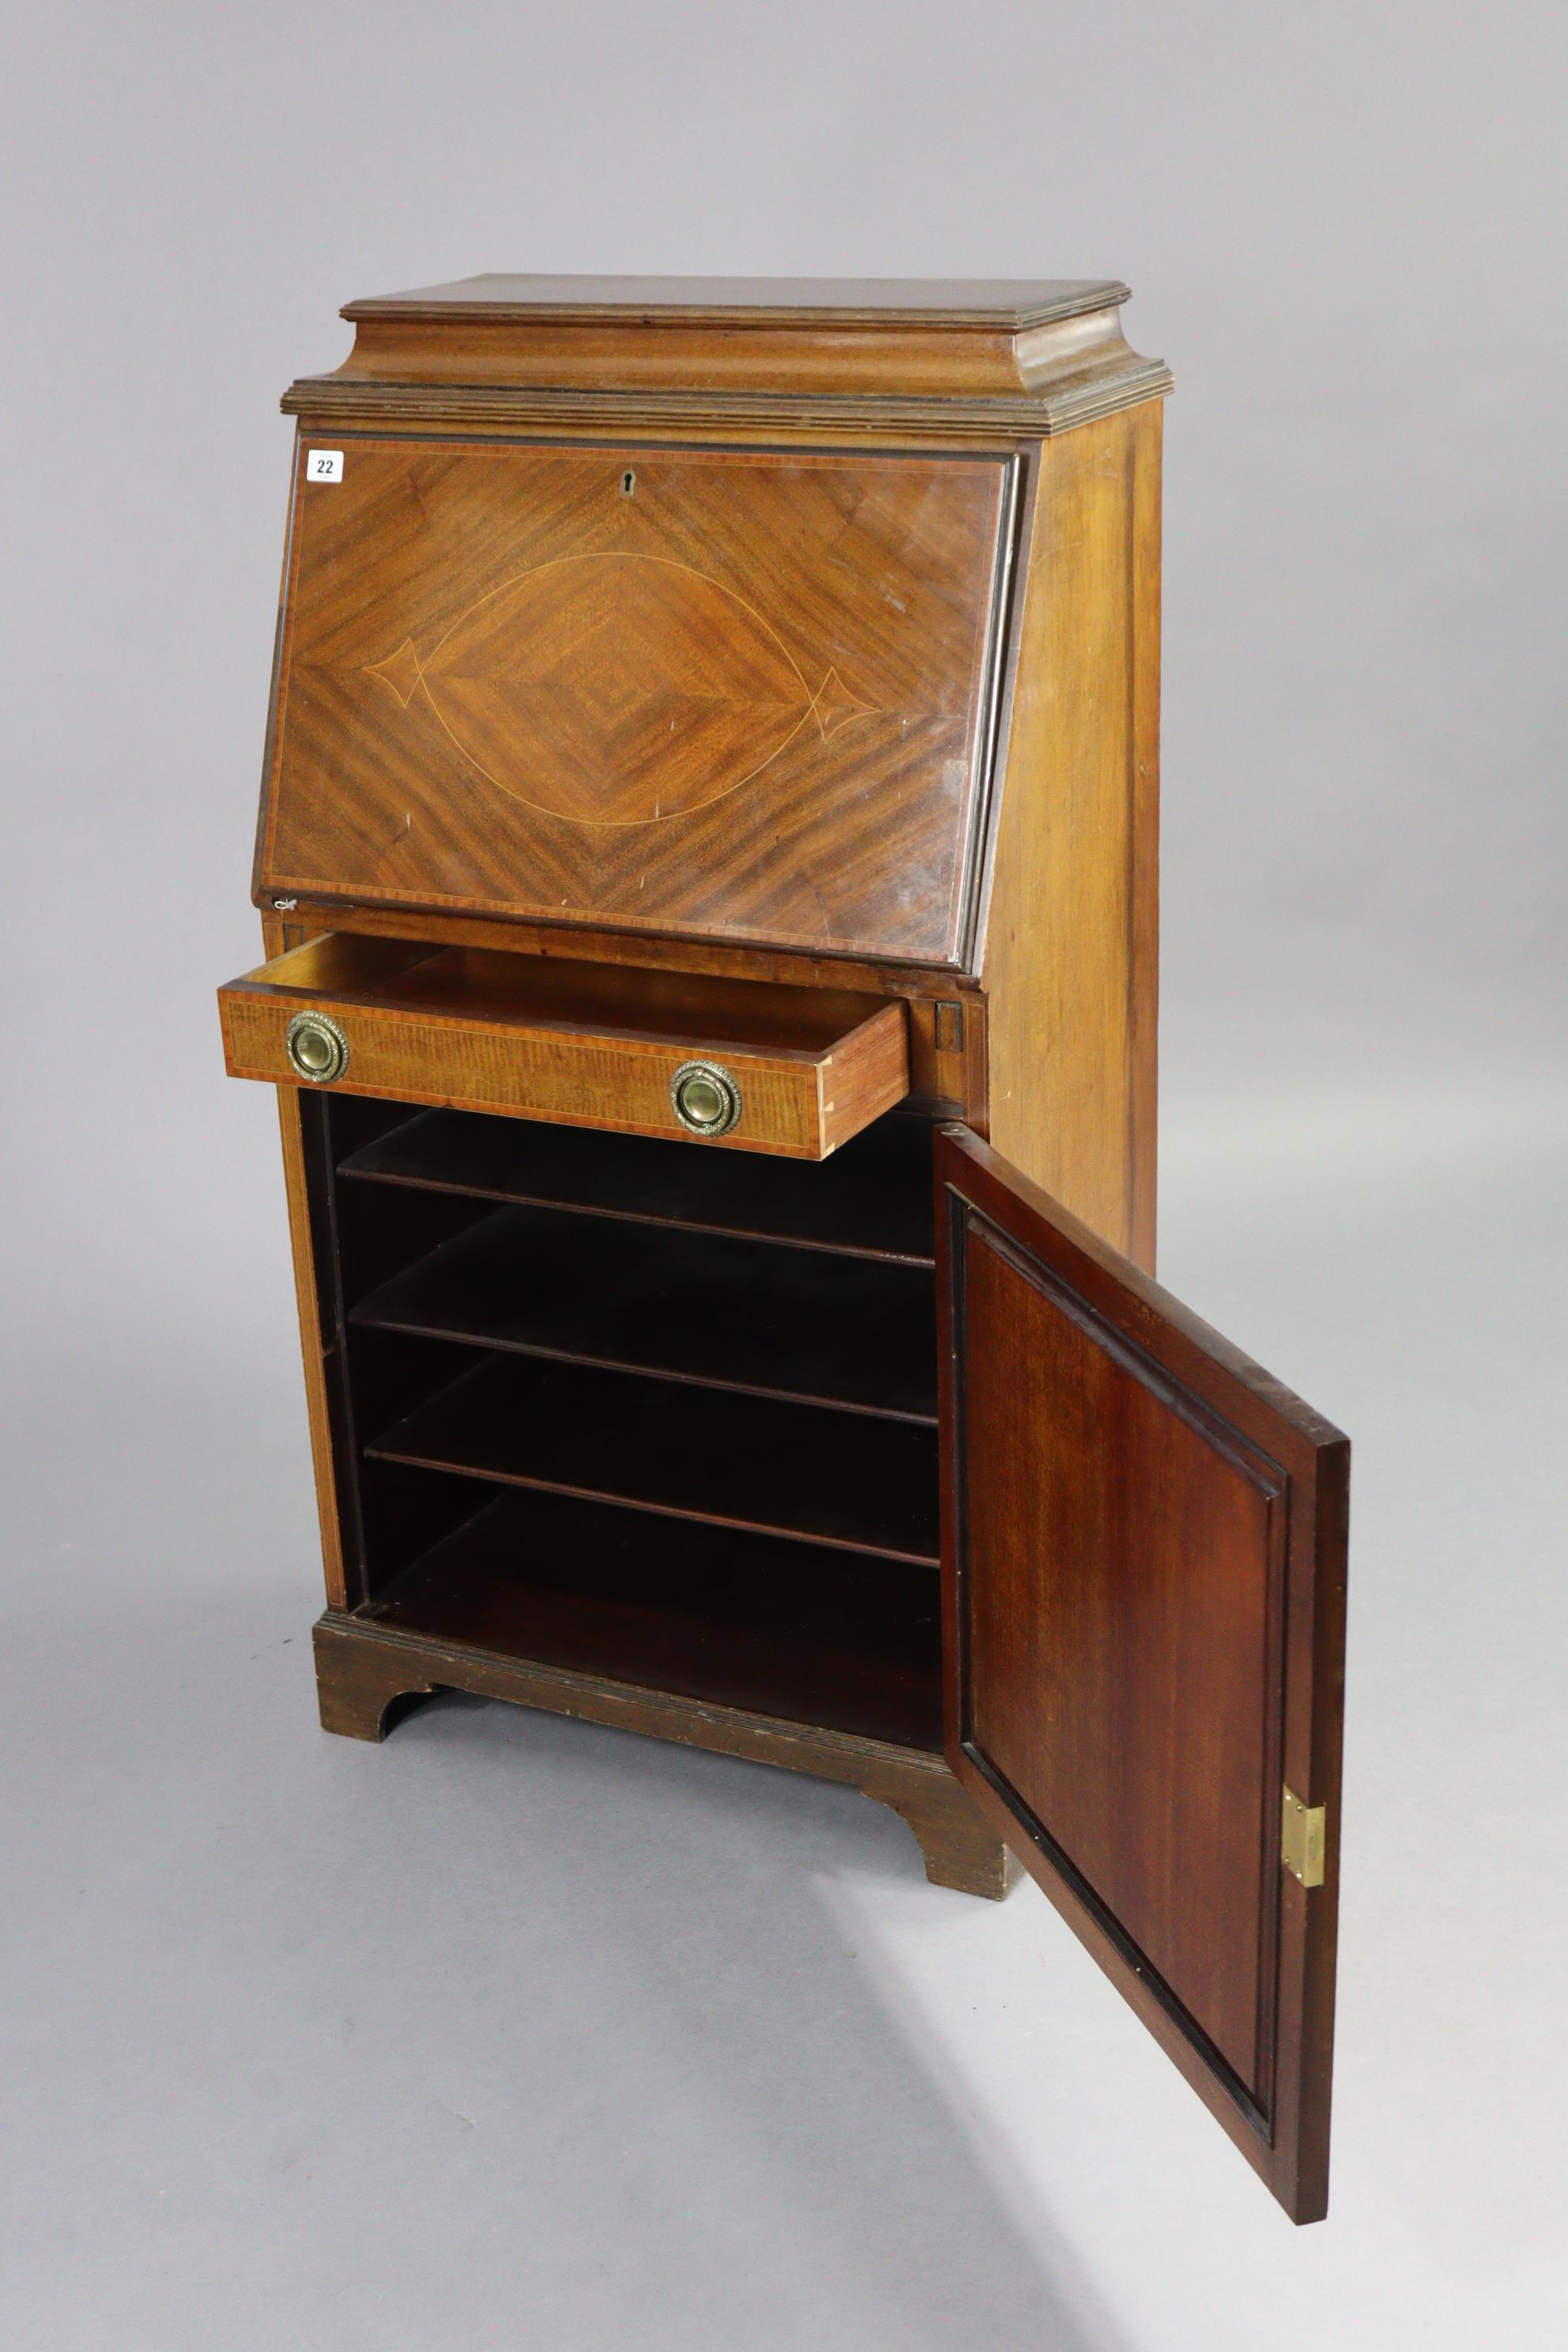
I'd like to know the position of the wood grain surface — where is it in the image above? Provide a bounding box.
[343,273,1129,324]
[935,1125,1348,2222]
[981,403,1162,1265]
[257,438,1015,964]
[219,933,910,1159]
[292,272,1171,434]
[251,903,989,1121]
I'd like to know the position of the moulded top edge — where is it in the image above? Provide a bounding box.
[341,273,1133,330]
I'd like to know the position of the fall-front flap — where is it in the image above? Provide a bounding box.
[255,434,1018,966]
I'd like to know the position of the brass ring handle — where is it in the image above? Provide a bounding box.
[285,1010,350,1084]
[670,1059,741,1138]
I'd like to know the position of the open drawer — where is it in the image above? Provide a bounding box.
[217,935,909,1159]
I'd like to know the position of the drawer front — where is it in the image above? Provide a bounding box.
[257,437,1016,967]
[217,937,910,1161]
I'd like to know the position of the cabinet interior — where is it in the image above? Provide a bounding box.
[301,1094,946,1755]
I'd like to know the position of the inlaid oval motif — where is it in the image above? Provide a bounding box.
[365,552,870,826]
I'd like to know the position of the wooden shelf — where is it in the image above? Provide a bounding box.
[348,1204,937,1422]
[364,1353,940,1565]
[359,1486,944,1754]
[337,1106,937,1265]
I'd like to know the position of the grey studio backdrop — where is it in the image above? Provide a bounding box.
[2,6,1564,2348]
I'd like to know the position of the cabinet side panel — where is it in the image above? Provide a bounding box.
[1127,405,1162,1269]
[980,404,1161,1268]
[263,911,349,1608]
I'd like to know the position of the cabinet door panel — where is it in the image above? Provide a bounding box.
[935,1125,1348,2222]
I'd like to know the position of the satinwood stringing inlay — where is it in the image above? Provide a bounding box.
[364,552,876,827]
[261,439,1012,963]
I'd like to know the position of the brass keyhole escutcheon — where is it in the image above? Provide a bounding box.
[285,1010,350,1085]
[670,1059,741,1138]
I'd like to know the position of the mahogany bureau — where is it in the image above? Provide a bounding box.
[217,276,1348,2222]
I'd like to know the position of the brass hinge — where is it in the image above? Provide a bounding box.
[1281,1787,1327,1888]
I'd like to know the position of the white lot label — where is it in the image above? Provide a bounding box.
[307,450,344,482]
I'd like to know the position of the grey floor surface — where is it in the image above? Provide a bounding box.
[3,1073,1565,2350]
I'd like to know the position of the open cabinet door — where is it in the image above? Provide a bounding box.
[935,1126,1348,2222]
